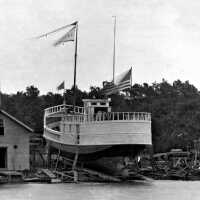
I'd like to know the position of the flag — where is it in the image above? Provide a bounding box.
[57,81,65,90]
[115,68,132,91]
[34,21,77,39]
[53,26,76,46]
[102,68,132,95]
[101,82,117,95]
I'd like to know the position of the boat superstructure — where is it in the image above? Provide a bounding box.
[44,98,152,157]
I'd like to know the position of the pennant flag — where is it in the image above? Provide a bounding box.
[53,26,76,46]
[34,21,78,39]
[57,81,65,90]
[102,68,132,95]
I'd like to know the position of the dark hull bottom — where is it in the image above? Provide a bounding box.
[48,142,149,161]
[48,143,151,176]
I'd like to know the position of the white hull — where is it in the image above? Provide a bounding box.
[44,103,152,156]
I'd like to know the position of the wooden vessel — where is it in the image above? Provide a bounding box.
[44,98,152,159]
[40,21,152,161]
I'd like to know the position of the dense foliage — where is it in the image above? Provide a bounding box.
[1,79,200,153]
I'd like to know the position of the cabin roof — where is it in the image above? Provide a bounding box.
[82,98,111,103]
[0,109,34,132]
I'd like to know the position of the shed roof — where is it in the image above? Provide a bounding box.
[0,109,34,132]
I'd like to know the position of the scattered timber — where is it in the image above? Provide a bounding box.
[77,167,121,182]
[7,147,200,184]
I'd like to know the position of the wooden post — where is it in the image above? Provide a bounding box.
[72,123,80,182]
[46,142,51,168]
[150,144,156,172]
[33,150,36,169]
[55,145,61,171]
[72,149,79,182]
[73,22,78,112]
[194,140,197,166]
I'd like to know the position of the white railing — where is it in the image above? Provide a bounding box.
[62,112,151,124]
[45,104,84,116]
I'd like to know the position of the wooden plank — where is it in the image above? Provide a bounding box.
[41,169,56,179]
[54,171,74,179]
[77,167,121,182]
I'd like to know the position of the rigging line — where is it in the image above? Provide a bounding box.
[33,21,78,39]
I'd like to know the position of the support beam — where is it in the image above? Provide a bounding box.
[55,146,61,171]
[46,143,51,168]
[72,149,79,182]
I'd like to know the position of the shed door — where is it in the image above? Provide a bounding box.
[0,147,7,168]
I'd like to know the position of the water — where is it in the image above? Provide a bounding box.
[0,180,199,200]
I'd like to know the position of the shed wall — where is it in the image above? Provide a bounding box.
[0,113,30,170]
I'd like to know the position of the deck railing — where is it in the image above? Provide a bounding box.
[62,112,151,124]
[45,104,84,116]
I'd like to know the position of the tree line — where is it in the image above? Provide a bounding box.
[1,79,200,153]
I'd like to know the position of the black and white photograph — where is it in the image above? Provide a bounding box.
[0,0,200,199]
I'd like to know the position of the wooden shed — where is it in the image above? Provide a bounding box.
[0,109,33,171]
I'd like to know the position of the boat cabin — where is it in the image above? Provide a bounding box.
[83,99,111,116]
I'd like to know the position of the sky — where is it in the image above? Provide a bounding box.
[0,0,200,94]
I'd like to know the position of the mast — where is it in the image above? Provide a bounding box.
[63,81,66,105]
[112,16,116,84]
[73,22,78,111]
[34,21,78,109]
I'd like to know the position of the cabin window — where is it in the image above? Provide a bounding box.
[0,119,4,136]
[100,102,106,105]
[91,102,97,105]
[94,107,108,114]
